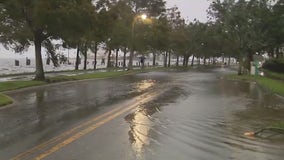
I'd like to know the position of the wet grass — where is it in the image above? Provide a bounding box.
[0,93,13,106]
[0,81,46,92]
[270,121,284,129]
[227,74,284,97]
[263,70,284,81]
[0,81,45,107]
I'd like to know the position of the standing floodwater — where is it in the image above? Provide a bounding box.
[124,68,284,160]
[0,68,283,159]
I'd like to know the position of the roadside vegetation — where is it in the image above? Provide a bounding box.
[0,0,282,81]
[263,58,284,74]
[228,71,284,132]
[0,93,13,106]
[243,58,284,97]
[270,121,284,129]
[0,81,45,92]
[0,81,46,107]
[227,74,284,97]
[264,70,284,81]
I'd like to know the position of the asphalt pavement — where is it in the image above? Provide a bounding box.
[0,68,283,160]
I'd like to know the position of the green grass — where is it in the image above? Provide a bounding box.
[270,121,284,129]
[228,74,284,132]
[0,93,13,106]
[227,74,284,96]
[256,76,284,96]
[263,70,284,81]
[227,74,255,81]
[0,81,46,92]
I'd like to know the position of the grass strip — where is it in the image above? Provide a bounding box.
[256,76,284,96]
[0,81,46,92]
[227,74,284,96]
[263,70,284,81]
[0,93,13,106]
[270,121,284,129]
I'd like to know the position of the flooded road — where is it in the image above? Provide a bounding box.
[0,68,283,159]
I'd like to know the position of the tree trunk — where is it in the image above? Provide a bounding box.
[246,52,253,72]
[127,49,134,70]
[75,46,80,70]
[34,32,45,81]
[123,47,127,69]
[107,49,112,68]
[168,52,171,67]
[93,42,98,70]
[164,52,168,68]
[115,48,119,68]
[276,47,280,59]
[187,56,190,66]
[191,55,195,66]
[184,55,189,67]
[152,53,156,66]
[228,56,231,66]
[203,57,206,65]
[238,57,243,75]
[83,45,87,70]
[176,55,179,67]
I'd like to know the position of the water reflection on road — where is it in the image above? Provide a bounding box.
[0,68,283,160]
[124,69,284,160]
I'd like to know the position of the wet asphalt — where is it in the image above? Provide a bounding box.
[0,67,283,160]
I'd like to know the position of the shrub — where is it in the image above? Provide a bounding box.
[262,58,284,73]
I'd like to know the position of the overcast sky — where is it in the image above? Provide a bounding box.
[166,0,211,22]
[0,0,211,59]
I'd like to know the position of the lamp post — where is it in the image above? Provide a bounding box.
[127,14,147,70]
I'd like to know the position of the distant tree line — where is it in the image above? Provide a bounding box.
[0,0,283,80]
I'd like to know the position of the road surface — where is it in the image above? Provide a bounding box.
[0,67,283,160]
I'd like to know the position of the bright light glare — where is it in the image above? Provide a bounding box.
[141,14,147,20]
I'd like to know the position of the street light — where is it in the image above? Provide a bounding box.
[141,14,147,20]
[127,14,148,70]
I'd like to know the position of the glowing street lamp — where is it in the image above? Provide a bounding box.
[127,14,148,70]
[141,14,147,20]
